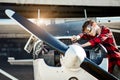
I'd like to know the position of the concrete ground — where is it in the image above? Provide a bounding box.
[0,60,34,80]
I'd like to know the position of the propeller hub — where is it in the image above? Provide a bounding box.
[61,43,86,70]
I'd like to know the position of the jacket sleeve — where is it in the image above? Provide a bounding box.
[79,33,92,39]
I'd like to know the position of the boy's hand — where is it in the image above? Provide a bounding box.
[71,35,78,42]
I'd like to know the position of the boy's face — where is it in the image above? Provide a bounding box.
[84,27,92,34]
[84,25,99,37]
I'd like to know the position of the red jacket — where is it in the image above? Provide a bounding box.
[79,26,120,73]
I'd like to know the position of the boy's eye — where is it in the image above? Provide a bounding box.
[84,29,91,34]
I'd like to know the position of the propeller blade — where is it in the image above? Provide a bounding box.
[5,9,68,54]
[5,9,119,80]
[81,58,118,80]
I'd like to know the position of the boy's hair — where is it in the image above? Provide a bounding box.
[82,20,94,32]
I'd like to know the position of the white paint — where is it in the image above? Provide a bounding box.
[33,59,97,80]
[5,9,15,19]
[1,0,120,6]
[61,44,86,69]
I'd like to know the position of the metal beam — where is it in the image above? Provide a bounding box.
[0,0,120,6]
[1,3,120,18]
